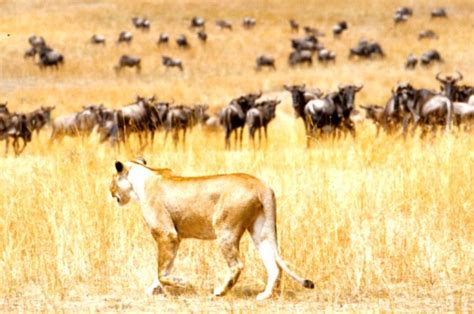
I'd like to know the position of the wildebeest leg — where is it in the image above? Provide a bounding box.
[224,128,231,150]
[249,128,255,149]
[258,128,262,148]
[239,127,244,150]
[4,137,9,156]
[164,129,169,146]
[172,129,179,149]
[182,127,187,147]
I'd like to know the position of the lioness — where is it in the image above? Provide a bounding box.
[110,159,314,300]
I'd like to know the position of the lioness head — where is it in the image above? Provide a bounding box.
[110,161,136,206]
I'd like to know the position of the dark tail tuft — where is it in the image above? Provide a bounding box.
[303,279,315,289]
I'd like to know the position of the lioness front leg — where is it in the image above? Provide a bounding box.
[155,231,188,288]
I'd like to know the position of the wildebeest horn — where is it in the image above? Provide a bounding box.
[355,84,363,91]
[360,105,369,110]
[455,70,463,81]
[435,72,444,82]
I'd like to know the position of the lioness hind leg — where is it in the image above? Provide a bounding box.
[213,234,244,297]
[248,215,281,301]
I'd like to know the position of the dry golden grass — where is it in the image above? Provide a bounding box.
[1,0,473,311]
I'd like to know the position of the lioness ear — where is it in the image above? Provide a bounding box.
[135,157,147,165]
[115,161,124,173]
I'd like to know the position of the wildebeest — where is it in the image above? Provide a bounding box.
[132,17,150,30]
[349,40,384,59]
[431,8,447,18]
[289,19,299,32]
[318,49,336,63]
[197,30,207,42]
[246,99,280,146]
[190,16,205,28]
[2,112,32,156]
[163,105,193,148]
[304,85,363,142]
[50,105,103,141]
[242,17,256,29]
[291,35,320,51]
[117,96,158,147]
[288,50,313,66]
[436,72,463,101]
[418,30,438,40]
[332,21,348,37]
[117,31,133,44]
[405,54,418,69]
[115,55,141,73]
[176,35,189,48]
[162,56,183,71]
[90,34,106,45]
[220,92,261,149]
[256,55,275,70]
[26,105,55,137]
[395,83,453,135]
[157,33,169,45]
[284,84,323,136]
[216,19,232,30]
[393,7,412,24]
[360,104,385,136]
[420,49,442,66]
[38,47,64,69]
[303,26,324,37]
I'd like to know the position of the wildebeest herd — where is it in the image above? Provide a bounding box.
[22,6,452,72]
[3,6,472,155]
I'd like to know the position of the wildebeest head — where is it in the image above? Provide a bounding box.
[436,71,463,100]
[284,84,307,117]
[337,84,363,117]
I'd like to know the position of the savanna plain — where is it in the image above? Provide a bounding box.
[0,0,473,311]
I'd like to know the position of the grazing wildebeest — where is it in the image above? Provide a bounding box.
[216,19,232,30]
[176,35,189,48]
[115,55,141,73]
[90,34,106,45]
[420,49,442,66]
[157,33,169,45]
[318,49,336,64]
[26,105,55,137]
[242,17,256,29]
[38,47,64,69]
[332,21,348,37]
[431,8,447,18]
[291,35,320,51]
[190,16,205,28]
[117,31,133,44]
[50,105,103,141]
[255,55,275,70]
[246,100,280,147]
[289,19,299,32]
[24,47,37,59]
[303,26,324,36]
[393,7,412,24]
[349,40,384,59]
[288,50,313,66]
[418,30,438,40]
[436,71,463,101]
[220,92,261,149]
[197,30,207,42]
[405,54,418,69]
[360,104,385,136]
[304,85,363,142]
[162,56,183,71]
[132,17,150,30]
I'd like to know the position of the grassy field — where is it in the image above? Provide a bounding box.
[1,0,473,311]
